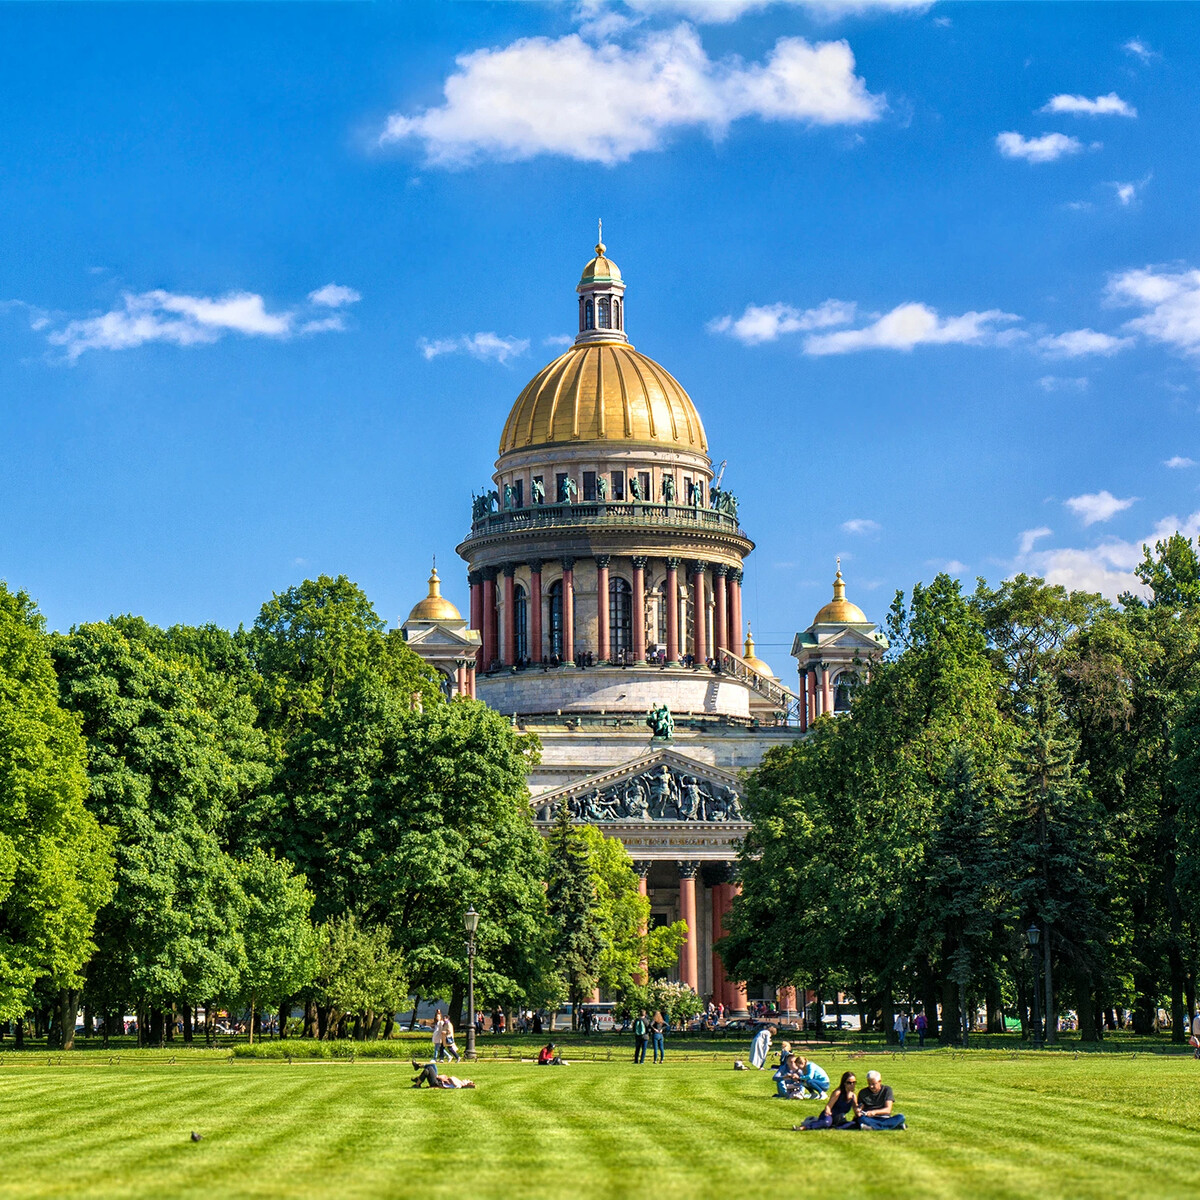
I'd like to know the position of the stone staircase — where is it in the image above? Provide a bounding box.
[718,648,804,723]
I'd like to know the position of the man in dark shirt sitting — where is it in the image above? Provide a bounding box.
[856,1070,906,1129]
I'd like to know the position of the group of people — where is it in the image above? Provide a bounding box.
[431,1010,461,1061]
[892,1010,928,1048]
[632,1010,668,1063]
[767,1036,906,1131]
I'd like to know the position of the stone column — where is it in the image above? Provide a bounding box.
[595,555,611,662]
[481,569,497,670]
[455,661,467,697]
[807,668,818,723]
[712,564,728,657]
[631,556,647,663]
[678,861,699,992]
[467,664,476,699]
[819,666,831,715]
[777,985,798,1019]
[469,572,483,673]
[501,564,516,666]
[711,881,730,1011]
[635,862,650,985]
[824,667,835,713]
[729,568,743,654]
[561,557,575,666]
[726,881,749,1017]
[529,560,543,663]
[665,558,681,665]
[798,668,809,733]
[690,563,707,665]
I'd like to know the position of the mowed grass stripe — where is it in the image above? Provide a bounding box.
[1,1054,1199,1199]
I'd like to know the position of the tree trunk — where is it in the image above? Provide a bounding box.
[985,981,1004,1034]
[278,1002,290,1040]
[165,1006,175,1043]
[382,1013,395,1040]
[336,1014,350,1040]
[368,1014,384,1040]
[317,1005,331,1040]
[409,997,420,1034]
[14,1016,25,1049]
[303,1000,317,1039]
[1168,944,1186,1043]
[1132,972,1156,1034]
[182,1005,193,1045]
[83,1005,93,1037]
[1043,932,1056,1045]
[450,982,464,1032]
[59,989,76,1051]
[940,978,957,1044]
[1077,973,1098,1043]
[959,980,969,1048]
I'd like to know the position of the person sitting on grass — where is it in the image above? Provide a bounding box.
[537,1042,568,1065]
[411,1061,476,1089]
[796,1071,858,1130]
[772,1042,800,1097]
[855,1070,905,1129]
[792,1056,830,1100]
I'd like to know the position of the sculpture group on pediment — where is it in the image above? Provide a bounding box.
[534,765,743,824]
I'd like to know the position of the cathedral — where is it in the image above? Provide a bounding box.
[402,237,887,1016]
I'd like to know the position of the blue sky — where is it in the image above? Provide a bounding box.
[2,2,1199,668]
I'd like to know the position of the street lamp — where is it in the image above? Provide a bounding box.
[1026,924,1043,1049]
[464,906,480,1061]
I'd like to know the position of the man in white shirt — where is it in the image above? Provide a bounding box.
[893,1012,908,1047]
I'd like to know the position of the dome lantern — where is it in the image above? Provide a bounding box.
[811,561,870,627]
[575,220,628,348]
[407,562,463,623]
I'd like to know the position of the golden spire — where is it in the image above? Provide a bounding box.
[743,623,756,660]
[596,217,605,257]
[832,559,846,602]
[406,557,462,622]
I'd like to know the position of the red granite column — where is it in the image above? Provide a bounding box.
[712,564,728,657]
[808,669,818,723]
[729,568,743,654]
[469,573,483,673]
[726,881,749,1017]
[679,861,699,992]
[631,556,647,663]
[821,667,832,714]
[777,985,798,1019]
[799,667,810,733]
[595,556,611,662]
[635,862,649,985]
[481,570,497,670]
[467,664,476,699]
[528,560,543,663]
[690,563,707,665]
[561,557,575,665]
[501,564,516,666]
[455,662,466,697]
[711,881,730,1009]
[665,558,681,665]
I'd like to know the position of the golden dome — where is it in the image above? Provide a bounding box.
[741,626,776,678]
[407,565,462,623]
[499,341,707,455]
[812,565,869,626]
[580,240,622,285]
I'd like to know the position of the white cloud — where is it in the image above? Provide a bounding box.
[1123,38,1157,63]
[49,290,285,361]
[1036,328,1134,358]
[1107,266,1200,356]
[418,332,530,364]
[380,25,884,166]
[308,283,362,308]
[803,302,1020,355]
[543,334,574,346]
[841,517,881,534]
[1115,182,1136,206]
[707,299,855,344]
[1038,375,1089,393]
[1040,92,1136,118]
[995,131,1084,163]
[1165,456,1196,469]
[1065,490,1137,526]
[1019,527,1053,555]
[619,0,930,20]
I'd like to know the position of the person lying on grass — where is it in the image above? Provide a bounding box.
[854,1070,905,1129]
[411,1062,477,1089]
[537,1043,568,1065]
[796,1072,858,1130]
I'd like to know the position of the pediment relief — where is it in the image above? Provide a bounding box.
[532,747,745,825]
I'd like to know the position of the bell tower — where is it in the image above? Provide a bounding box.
[575,220,628,347]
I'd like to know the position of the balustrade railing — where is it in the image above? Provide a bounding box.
[468,500,743,538]
[718,647,803,723]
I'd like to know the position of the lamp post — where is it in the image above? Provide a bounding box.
[1026,923,1043,1049]
[464,906,480,1062]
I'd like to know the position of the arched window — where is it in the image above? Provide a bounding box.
[614,298,621,329]
[514,585,528,661]
[548,580,564,659]
[585,299,594,330]
[609,577,632,656]
[834,673,856,712]
[579,299,585,333]
[598,297,611,329]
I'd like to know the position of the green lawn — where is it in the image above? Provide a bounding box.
[1,1045,1197,1199]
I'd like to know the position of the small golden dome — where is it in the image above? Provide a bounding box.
[812,564,869,626]
[407,565,462,623]
[742,626,776,678]
[499,342,707,455]
[580,241,623,285]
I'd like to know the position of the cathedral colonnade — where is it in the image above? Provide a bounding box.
[468,558,745,672]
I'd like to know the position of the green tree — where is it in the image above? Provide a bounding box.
[546,803,605,1028]
[233,849,319,1041]
[0,585,115,1042]
[312,914,407,1040]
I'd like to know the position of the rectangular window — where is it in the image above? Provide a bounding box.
[556,473,568,503]
[638,471,651,501]
[514,479,524,508]
[611,470,625,500]
[582,471,596,501]
[533,475,544,504]
[683,475,692,504]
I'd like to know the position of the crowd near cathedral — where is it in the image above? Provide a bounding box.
[401,235,888,1017]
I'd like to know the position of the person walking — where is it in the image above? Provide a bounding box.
[651,1010,666,1063]
[443,1015,461,1062]
[913,1009,927,1049]
[432,1010,447,1061]
[893,1011,908,1047]
[1191,1009,1200,1059]
[633,1010,648,1063]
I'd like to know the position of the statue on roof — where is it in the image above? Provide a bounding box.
[646,702,674,741]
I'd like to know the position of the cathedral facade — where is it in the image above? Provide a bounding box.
[403,238,886,1015]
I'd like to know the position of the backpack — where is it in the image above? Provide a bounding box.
[634,1018,647,1035]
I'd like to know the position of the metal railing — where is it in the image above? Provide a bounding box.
[467,500,744,539]
[718,647,803,724]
